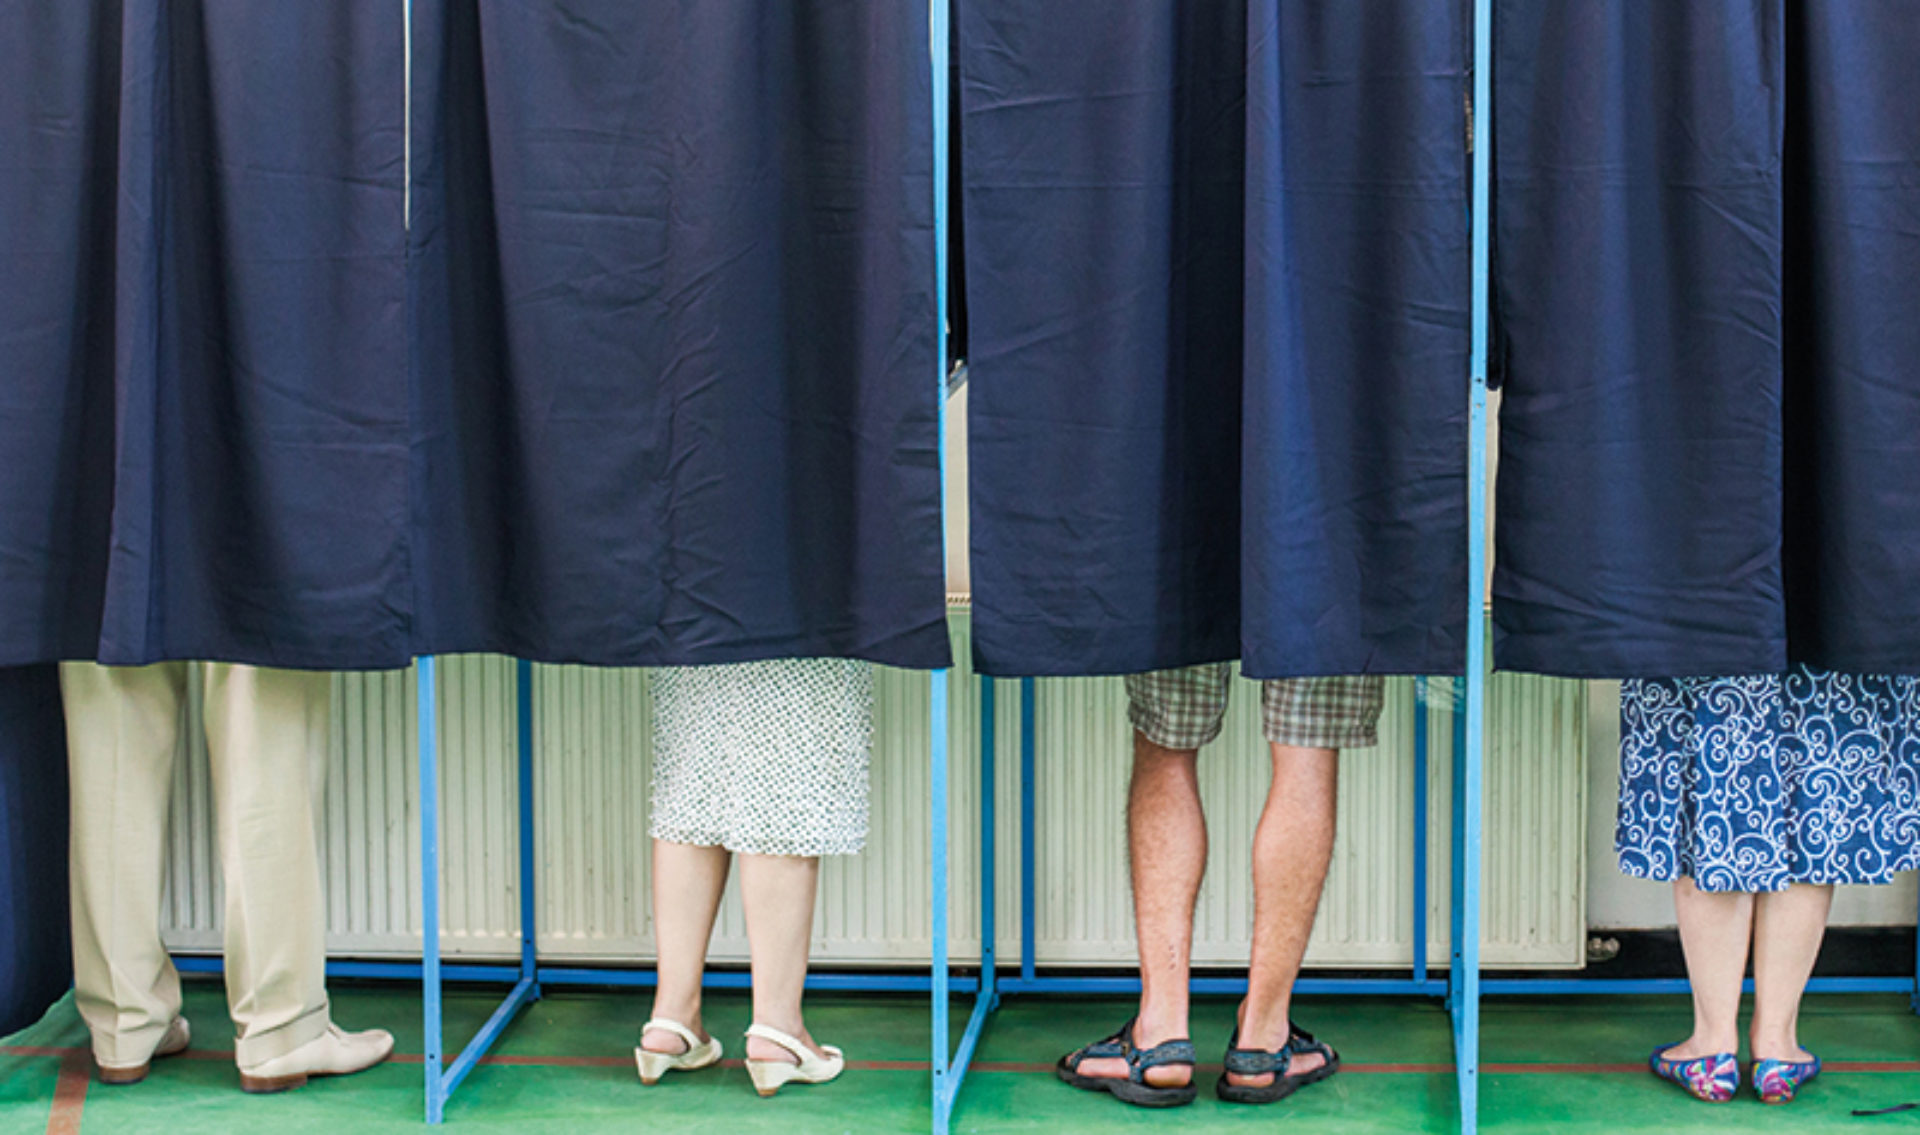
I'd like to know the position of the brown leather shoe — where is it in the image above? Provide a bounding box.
[96,1017,191,1085]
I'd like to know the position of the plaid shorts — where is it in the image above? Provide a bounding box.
[1125,664,1385,751]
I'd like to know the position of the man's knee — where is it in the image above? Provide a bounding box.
[1125,664,1232,752]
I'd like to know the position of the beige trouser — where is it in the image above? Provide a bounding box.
[60,662,334,1068]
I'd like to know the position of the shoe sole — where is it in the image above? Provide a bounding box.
[1056,1064,1197,1108]
[97,1063,151,1086]
[97,1030,190,1086]
[241,1061,396,1093]
[1216,1057,1340,1104]
[240,1058,391,1094]
[240,1072,311,1094]
[747,1062,843,1098]
[635,1048,719,1085]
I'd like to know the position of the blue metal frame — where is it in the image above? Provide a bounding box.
[403,4,978,1119]
[419,658,542,1123]
[933,4,1492,1134]
[997,677,1446,1001]
[1483,977,1917,996]
[410,657,991,1126]
[929,673,1451,1133]
[1453,1,1494,1128]
[177,954,981,995]
[926,1,986,1127]
[925,18,1487,1131]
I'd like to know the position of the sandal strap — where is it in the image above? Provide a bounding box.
[1062,1025,1131,1069]
[1120,1024,1194,1085]
[1223,1022,1336,1076]
[641,1018,705,1050]
[745,1023,812,1062]
[1287,1022,1337,1063]
[1223,1027,1292,1077]
[1224,1046,1291,1076]
[1063,1019,1195,1083]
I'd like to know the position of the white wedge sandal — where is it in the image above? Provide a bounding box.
[743,1023,845,1097]
[634,1019,722,1085]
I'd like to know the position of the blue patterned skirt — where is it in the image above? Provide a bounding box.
[1617,668,1920,893]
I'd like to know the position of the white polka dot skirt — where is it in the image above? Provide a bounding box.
[649,658,874,857]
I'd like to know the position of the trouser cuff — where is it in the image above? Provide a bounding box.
[234,1002,332,1068]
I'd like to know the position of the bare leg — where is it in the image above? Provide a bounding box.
[739,853,833,1064]
[1750,884,1832,1063]
[1667,876,1753,1059]
[1074,732,1206,1088]
[642,839,730,1053]
[1231,743,1339,1087]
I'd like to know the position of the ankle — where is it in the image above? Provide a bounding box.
[1674,1030,1739,1058]
[647,1002,703,1035]
[750,1008,805,1038]
[1749,1030,1805,1062]
[1134,1005,1190,1047]
[746,1023,817,1065]
[1236,999,1292,1048]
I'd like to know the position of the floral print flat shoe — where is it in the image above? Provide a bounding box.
[1649,1044,1739,1103]
[1753,1055,1821,1104]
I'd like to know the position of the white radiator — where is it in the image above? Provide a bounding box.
[159,613,1587,969]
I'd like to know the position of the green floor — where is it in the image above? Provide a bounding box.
[5,981,1920,1133]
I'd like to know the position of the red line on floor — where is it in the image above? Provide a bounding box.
[384,1053,615,1067]
[12,1044,1920,1080]
[44,1051,88,1135]
[1482,1063,1647,1075]
[972,1061,1460,1076]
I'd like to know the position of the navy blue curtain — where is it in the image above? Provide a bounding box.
[1,1,948,672]
[962,1,1470,678]
[0,668,70,1036]
[0,1,411,671]
[1782,3,1920,674]
[409,1,950,669]
[1494,1,1920,678]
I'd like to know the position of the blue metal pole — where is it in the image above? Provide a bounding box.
[932,669,953,1132]
[1449,692,1467,1013]
[517,659,539,992]
[533,968,981,993]
[1458,0,1494,1124]
[1450,688,1481,1134]
[980,677,998,998]
[418,656,444,1124]
[1413,680,1430,988]
[1001,975,1447,997]
[1483,977,1916,997]
[930,0,956,1125]
[1020,676,1037,983]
